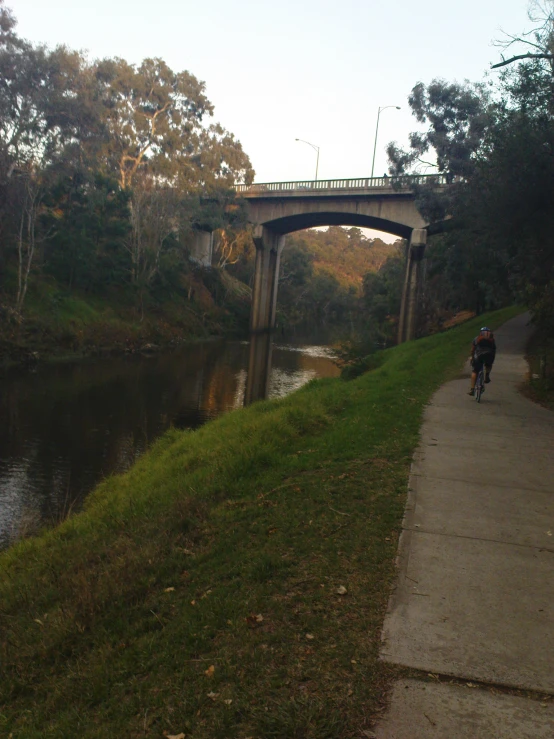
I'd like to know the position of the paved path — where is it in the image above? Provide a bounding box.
[375,313,554,738]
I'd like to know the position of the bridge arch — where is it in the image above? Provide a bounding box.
[230,176,446,343]
[250,223,426,345]
[261,212,412,240]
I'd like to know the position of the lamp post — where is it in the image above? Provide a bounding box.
[371,105,400,178]
[295,138,320,180]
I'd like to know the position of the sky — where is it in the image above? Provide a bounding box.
[10,0,532,226]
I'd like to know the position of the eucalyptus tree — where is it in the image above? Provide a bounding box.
[87,56,253,192]
[86,56,254,285]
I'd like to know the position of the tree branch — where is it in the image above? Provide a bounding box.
[491,52,554,69]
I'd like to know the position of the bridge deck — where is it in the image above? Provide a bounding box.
[235,174,448,197]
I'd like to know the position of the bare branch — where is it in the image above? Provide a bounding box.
[416,158,439,169]
[491,52,554,69]
[494,31,547,52]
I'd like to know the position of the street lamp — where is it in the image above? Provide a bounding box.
[371,105,400,178]
[295,138,320,180]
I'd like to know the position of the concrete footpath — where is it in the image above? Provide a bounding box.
[375,313,554,738]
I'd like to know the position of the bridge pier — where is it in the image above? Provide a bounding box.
[250,226,285,333]
[189,230,214,267]
[398,228,427,343]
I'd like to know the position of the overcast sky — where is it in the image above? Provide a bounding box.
[11,0,531,184]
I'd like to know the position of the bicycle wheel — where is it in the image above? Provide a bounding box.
[476,370,484,403]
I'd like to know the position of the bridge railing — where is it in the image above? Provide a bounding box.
[235,173,450,194]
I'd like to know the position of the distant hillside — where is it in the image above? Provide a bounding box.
[287,226,403,288]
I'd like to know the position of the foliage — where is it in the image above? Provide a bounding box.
[523,321,554,409]
[388,80,492,179]
[385,5,554,338]
[43,174,131,290]
[334,249,405,367]
[0,1,254,334]
[222,226,399,331]
[89,56,253,191]
[0,307,520,738]
[248,227,400,330]
[362,251,404,330]
[287,226,398,287]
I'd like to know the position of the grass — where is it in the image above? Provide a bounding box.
[0,306,522,739]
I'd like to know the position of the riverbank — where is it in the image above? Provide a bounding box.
[0,269,252,368]
[0,306,522,739]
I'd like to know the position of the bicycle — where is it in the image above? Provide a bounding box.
[475,364,486,403]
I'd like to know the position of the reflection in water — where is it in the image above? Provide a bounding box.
[245,333,273,405]
[244,333,334,404]
[0,336,339,548]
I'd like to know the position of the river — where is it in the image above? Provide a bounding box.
[0,334,340,549]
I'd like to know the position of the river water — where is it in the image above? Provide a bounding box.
[0,335,340,549]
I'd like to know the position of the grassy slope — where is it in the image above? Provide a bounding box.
[0,307,521,739]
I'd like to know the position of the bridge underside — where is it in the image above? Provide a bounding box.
[234,179,446,345]
[246,196,429,342]
[249,226,427,345]
[246,193,426,241]
[262,212,412,239]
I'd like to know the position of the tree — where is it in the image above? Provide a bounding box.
[388,81,491,178]
[386,7,554,333]
[79,57,255,294]
[0,42,90,180]
[44,173,130,290]
[124,178,181,286]
[89,57,254,191]
[213,227,254,270]
[361,251,405,340]
[0,0,257,338]
[14,171,42,312]
[279,242,314,288]
[386,79,493,223]
[0,5,93,303]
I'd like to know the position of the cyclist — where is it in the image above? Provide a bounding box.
[468,327,496,396]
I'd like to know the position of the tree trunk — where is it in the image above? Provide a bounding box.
[16,185,38,315]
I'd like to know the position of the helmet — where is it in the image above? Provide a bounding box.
[480,326,490,332]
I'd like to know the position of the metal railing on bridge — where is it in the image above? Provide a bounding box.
[234,173,449,195]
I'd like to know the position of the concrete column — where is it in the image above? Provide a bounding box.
[250,226,285,333]
[397,240,412,345]
[189,230,213,267]
[398,228,427,343]
[244,332,273,405]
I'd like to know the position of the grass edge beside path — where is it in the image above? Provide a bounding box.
[0,306,523,739]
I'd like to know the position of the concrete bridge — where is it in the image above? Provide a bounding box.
[192,174,448,343]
